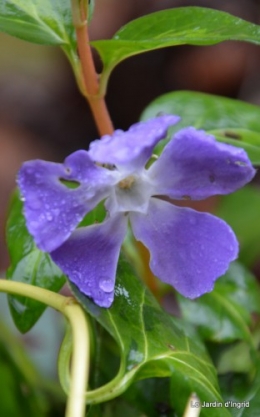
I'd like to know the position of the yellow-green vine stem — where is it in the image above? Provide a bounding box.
[0,279,90,417]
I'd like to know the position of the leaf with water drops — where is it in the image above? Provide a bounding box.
[70,256,231,416]
[178,262,260,344]
[92,7,260,89]
[6,191,66,333]
[141,90,260,165]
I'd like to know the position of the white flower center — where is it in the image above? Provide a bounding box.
[105,170,154,216]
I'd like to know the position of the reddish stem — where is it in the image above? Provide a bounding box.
[73,0,114,136]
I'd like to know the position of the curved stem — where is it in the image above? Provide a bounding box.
[58,325,73,394]
[0,279,90,417]
[66,300,90,417]
[71,0,114,136]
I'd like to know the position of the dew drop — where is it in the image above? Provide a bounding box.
[107,296,113,304]
[53,208,60,216]
[99,277,114,293]
[25,167,33,175]
[75,213,82,221]
[46,212,53,221]
[72,270,82,282]
[29,197,41,209]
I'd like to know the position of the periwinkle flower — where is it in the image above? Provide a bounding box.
[18,116,255,307]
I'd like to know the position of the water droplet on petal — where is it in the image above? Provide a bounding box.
[107,296,113,305]
[29,197,41,209]
[46,213,53,221]
[25,167,33,175]
[75,213,81,221]
[72,270,82,282]
[99,277,114,293]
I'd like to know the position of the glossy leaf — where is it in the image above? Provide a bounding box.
[95,378,175,417]
[216,186,260,266]
[93,7,260,85]
[219,361,260,417]
[0,1,75,46]
[70,256,231,416]
[141,90,260,164]
[178,262,260,344]
[6,191,66,333]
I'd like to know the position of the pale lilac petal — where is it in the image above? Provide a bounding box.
[18,150,115,253]
[51,214,128,307]
[130,198,238,298]
[148,127,256,200]
[88,115,180,173]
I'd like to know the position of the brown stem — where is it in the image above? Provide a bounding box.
[72,0,114,136]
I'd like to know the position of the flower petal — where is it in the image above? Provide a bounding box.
[88,115,180,173]
[148,127,256,200]
[51,214,128,307]
[130,198,238,298]
[18,150,115,252]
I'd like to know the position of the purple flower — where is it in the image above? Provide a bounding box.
[18,116,255,307]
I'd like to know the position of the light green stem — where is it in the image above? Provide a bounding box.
[0,279,90,417]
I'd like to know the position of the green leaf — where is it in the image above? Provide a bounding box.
[70,256,231,416]
[141,90,260,164]
[219,360,260,416]
[78,200,107,228]
[178,262,260,344]
[6,191,66,333]
[0,0,75,46]
[216,186,260,266]
[98,378,175,417]
[93,7,260,85]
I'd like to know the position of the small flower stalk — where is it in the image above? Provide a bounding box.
[18,116,255,307]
